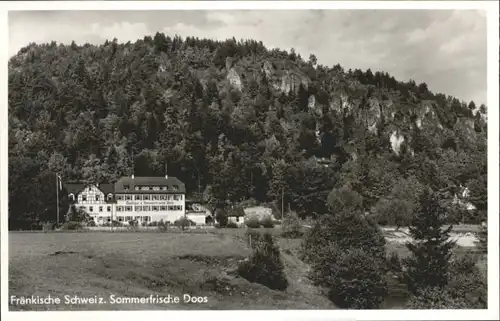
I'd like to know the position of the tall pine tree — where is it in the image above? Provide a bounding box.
[404,188,456,294]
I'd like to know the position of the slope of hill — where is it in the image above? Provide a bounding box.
[8,34,487,229]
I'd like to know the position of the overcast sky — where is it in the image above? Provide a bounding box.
[9,10,487,105]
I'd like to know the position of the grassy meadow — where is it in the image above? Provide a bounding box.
[9,230,334,311]
[8,225,485,311]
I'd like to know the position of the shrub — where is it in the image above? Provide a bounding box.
[65,205,92,223]
[157,219,169,232]
[148,221,158,227]
[372,198,413,230]
[61,221,83,230]
[281,210,303,238]
[111,220,122,227]
[406,287,469,309]
[260,215,275,228]
[301,209,386,264]
[245,216,261,228]
[174,217,193,230]
[237,233,288,291]
[446,253,487,308]
[128,220,138,228]
[141,221,148,227]
[449,252,477,275]
[311,245,388,309]
[87,220,96,227]
[226,221,238,228]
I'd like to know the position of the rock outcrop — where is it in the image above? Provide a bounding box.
[227,67,242,91]
[390,131,405,155]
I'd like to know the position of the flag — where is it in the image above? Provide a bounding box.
[57,174,62,191]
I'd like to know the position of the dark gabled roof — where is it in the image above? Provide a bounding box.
[64,176,185,195]
[114,176,186,194]
[99,184,114,195]
[64,184,85,196]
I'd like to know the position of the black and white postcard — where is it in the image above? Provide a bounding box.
[1,1,499,321]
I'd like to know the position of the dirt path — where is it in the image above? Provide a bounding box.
[277,238,336,309]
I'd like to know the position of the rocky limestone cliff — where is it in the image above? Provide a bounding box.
[227,67,242,91]
[261,60,309,95]
[390,131,405,155]
[278,70,309,94]
[365,97,383,134]
[414,101,443,130]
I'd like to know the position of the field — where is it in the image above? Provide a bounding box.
[9,230,335,311]
[8,225,485,311]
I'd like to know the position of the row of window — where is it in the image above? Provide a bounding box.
[80,206,111,213]
[89,216,152,222]
[116,205,183,212]
[74,194,105,202]
[116,194,183,201]
[72,193,184,202]
[117,216,151,222]
[91,216,111,222]
[123,185,179,192]
[78,205,184,213]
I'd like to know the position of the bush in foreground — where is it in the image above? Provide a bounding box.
[174,217,194,230]
[446,253,487,308]
[302,195,388,308]
[111,220,123,227]
[238,233,288,291]
[301,209,386,264]
[406,287,469,309]
[157,220,170,232]
[311,245,388,309]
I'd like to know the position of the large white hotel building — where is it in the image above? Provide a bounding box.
[65,175,186,225]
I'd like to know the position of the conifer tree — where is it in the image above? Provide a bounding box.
[404,188,456,294]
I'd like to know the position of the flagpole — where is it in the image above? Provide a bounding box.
[56,174,60,226]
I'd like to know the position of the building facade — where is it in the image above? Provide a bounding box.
[65,175,186,225]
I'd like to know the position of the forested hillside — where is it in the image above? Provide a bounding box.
[8,34,487,229]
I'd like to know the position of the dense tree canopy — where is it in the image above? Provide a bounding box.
[8,34,487,229]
